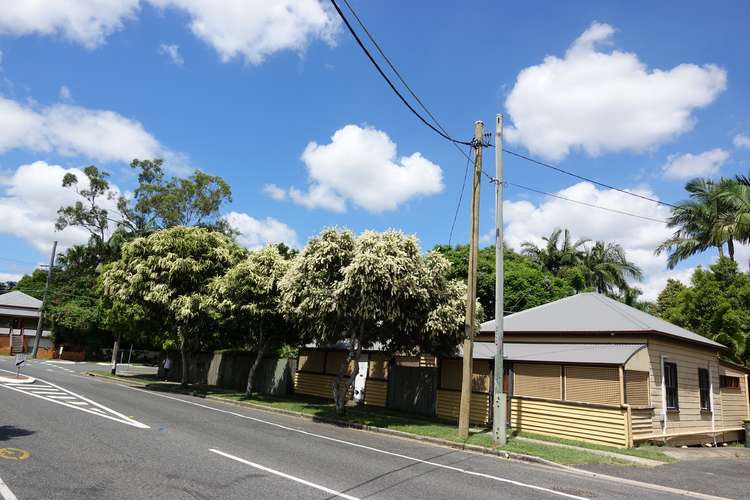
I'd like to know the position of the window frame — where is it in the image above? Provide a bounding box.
[663,362,679,411]
[698,368,710,411]
[720,375,740,389]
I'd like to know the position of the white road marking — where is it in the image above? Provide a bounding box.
[0,477,18,500]
[0,368,149,429]
[47,395,76,400]
[210,449,360,500]
[129,388,586,499]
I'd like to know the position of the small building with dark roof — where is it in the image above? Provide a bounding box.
[0,291,53,356]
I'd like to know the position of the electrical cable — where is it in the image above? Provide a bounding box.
[504,181,668,223]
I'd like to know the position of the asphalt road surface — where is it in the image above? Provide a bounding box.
[0,357,741,500]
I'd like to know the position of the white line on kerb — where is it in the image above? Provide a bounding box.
[129,387,586,500]
[0,477,18,500]
[210,449,360,500]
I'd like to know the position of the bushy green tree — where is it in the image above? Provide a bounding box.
[654,258,750,366]
[282,229,470,414]
[101,227,246,385]
[434,244,575,315]
[207,246,293,395]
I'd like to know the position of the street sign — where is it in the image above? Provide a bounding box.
[15,353,26,379]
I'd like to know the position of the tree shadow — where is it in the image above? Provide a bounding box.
[0,425,35,442]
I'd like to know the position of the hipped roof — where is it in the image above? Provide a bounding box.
[480,292,724,349]
[0,291,41,310]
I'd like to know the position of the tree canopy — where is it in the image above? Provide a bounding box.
[654,257,750,367]
[283,229,471,413]
[101,226,246,384]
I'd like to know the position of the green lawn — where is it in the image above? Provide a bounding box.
[88,371,670,466]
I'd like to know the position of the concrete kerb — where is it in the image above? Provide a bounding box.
[0,375,35,384]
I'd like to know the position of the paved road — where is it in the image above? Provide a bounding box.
[0,357,738,499]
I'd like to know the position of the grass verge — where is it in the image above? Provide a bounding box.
[88,371,666,466]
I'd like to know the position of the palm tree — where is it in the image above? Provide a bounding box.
[580,241,643,296]
[521,228,589,275]
[656,178,733,269]
[715,174,750,261]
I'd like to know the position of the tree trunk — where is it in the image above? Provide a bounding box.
[728,237,735,262]
[246,329,270,396]
[178,329,189,387]
[333,329,363,415]
[718,244,724,258]
[110,332,121,376]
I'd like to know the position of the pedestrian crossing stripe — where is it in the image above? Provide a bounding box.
[0,369,149,429]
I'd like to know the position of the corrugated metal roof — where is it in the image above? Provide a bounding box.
[480,292,724,349]
[461,342,646,365]
[0,306,39,318]
[0,291,42,310]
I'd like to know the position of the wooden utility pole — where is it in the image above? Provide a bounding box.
[492,114,507,445]
[31,240,57,358]
[458,121,484,438]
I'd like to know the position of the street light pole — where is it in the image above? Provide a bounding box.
[31,240,57,358]
[493,115,507,445]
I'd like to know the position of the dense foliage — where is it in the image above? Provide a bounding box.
[101,227,246,384]
[283,229,472,413]
[653,258,750,367]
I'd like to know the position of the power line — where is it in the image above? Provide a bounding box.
[330,0,472,147]
[448,146,473,245]
[504,180,668,223]
[502,148,678,209]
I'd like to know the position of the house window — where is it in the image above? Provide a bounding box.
[720,375,740,389]
[664,362,679,410]
[698,368,710,411]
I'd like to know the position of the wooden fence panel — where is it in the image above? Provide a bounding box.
[511,396,629,447]
[436,390,490,425]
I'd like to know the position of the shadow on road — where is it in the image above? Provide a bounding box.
[0,425,35,442]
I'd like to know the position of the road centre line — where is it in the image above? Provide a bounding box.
[0,477,18,500]
[125,386,587,500]
[210,449,360,500]
[0,369,148,429]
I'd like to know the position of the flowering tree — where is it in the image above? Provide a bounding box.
[207,245,292,395]
[282,228,469,414]
[101,226,245,385]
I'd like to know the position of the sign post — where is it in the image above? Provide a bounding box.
[15,354,26,379]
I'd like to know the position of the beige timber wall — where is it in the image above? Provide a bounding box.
[624,370,650,406]
[511,397,629,447]
[514,363,562,399]
[719,366,749,429]
[646,338,730,441]
[436,390,490,425]
[565,366,621,405]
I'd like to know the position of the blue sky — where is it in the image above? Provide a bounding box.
[0,0,748,299]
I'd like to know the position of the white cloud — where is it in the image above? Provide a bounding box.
[59,85,73,101]
[0,272,23,282]
[0,96,172,164]
[734,133,750,149]
[282,124,443,213]
[0,0,140,48]
[0,1,337,64]
[639,267,695,302]
[0,161,121,252]
[661,149,729,180]
[158,43,184,66]
[504,181,675,297]
[223,211,299,249]
[504,22,727,160]
[263,183,287,201]
[147,0,339,64]
[289,184,346,213]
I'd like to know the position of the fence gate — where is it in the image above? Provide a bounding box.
[386,366,437,416]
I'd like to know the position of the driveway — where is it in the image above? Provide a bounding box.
[580,450,750,500]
